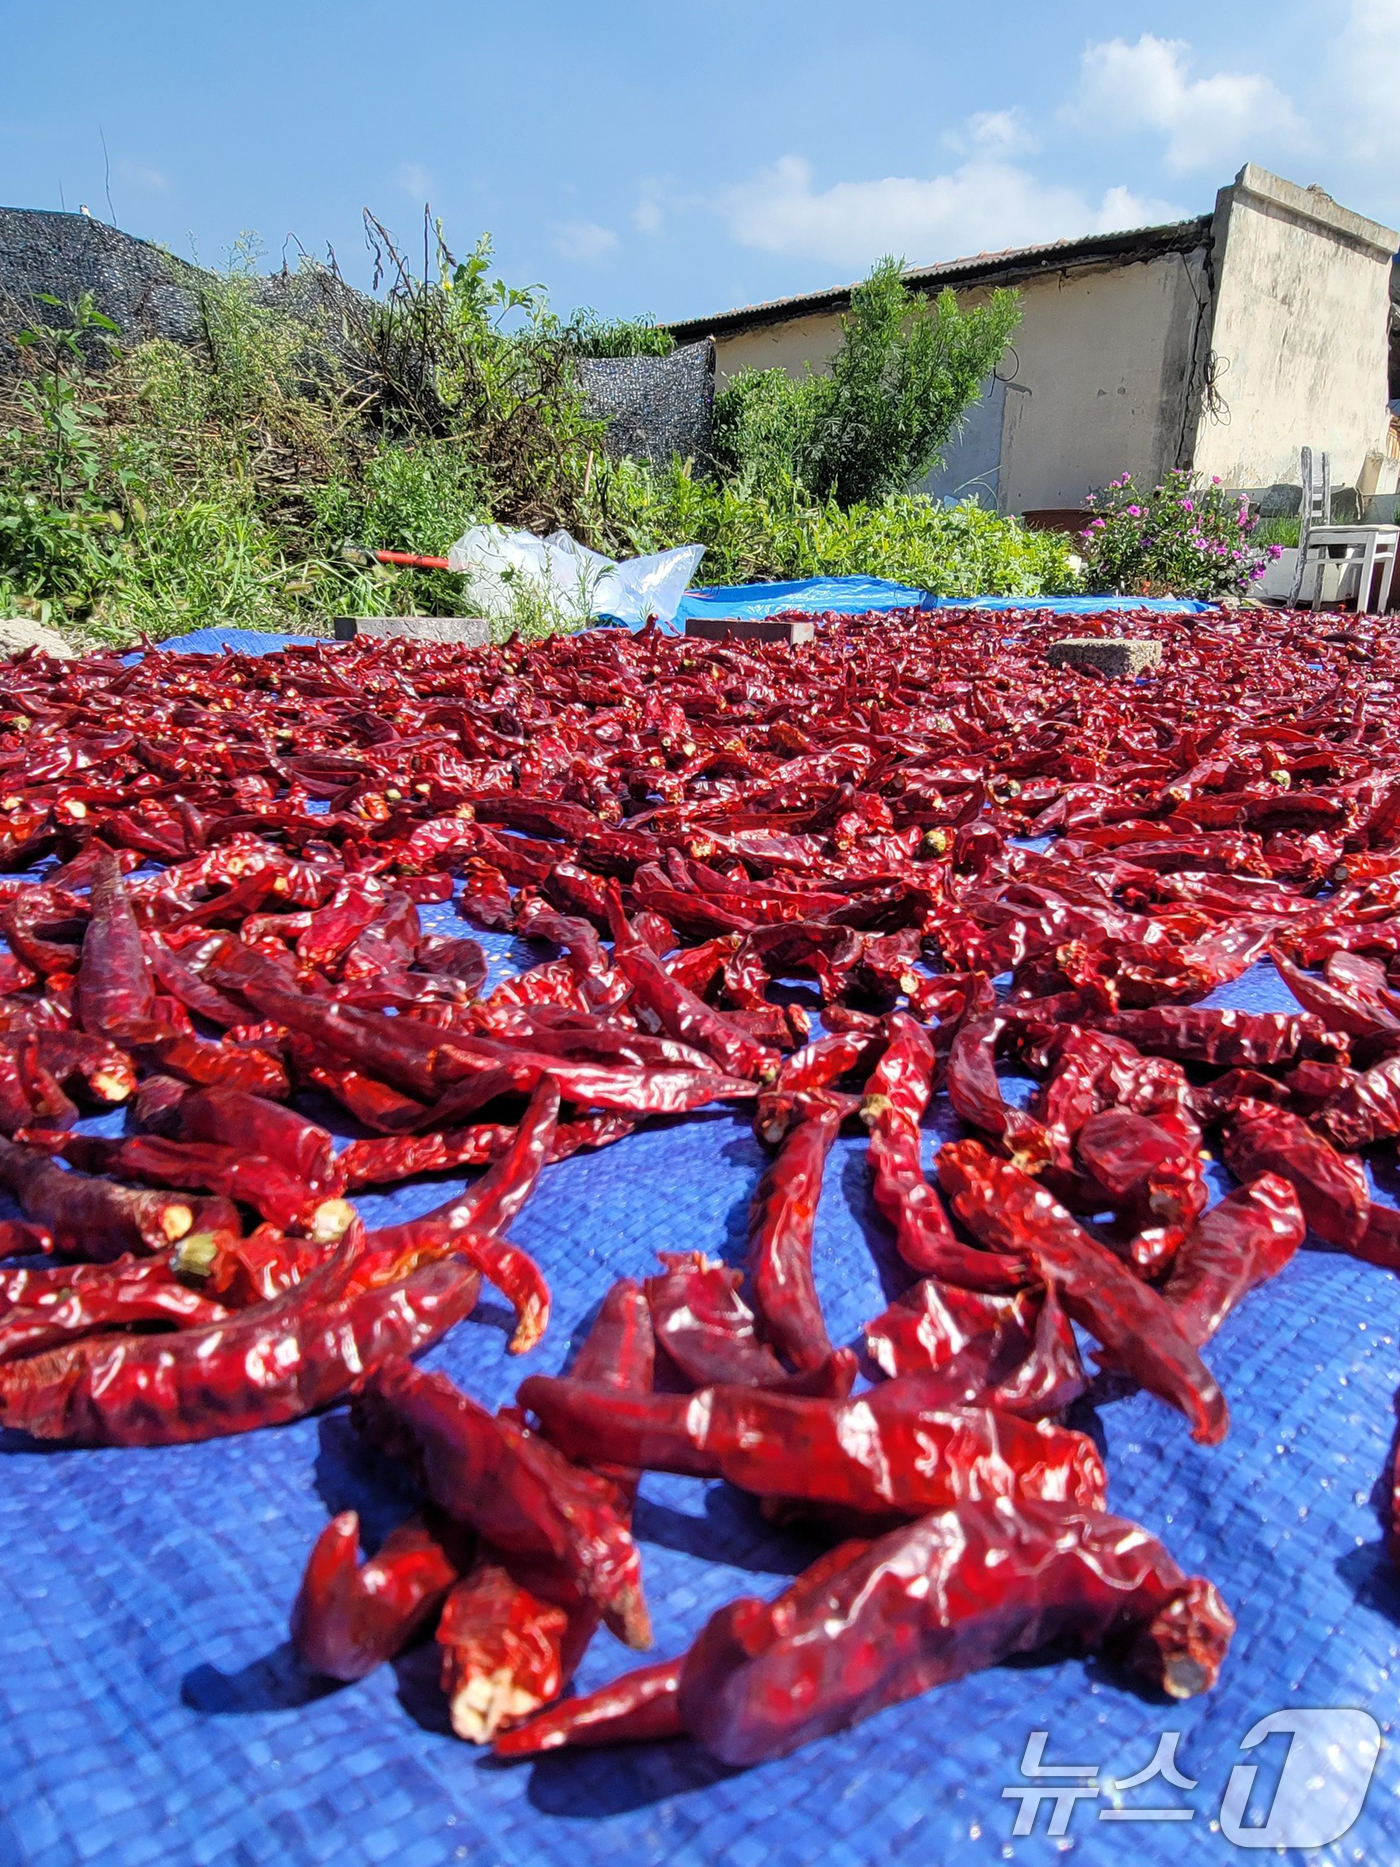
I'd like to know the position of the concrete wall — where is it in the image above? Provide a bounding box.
[710,250,1209,516]
[1190,166,1397,491]
[994,249,1206,514]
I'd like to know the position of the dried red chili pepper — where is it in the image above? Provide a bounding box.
[947,1013,1054,1170]
[290,1509,473,1683]
[646,1251,788,1389]
[517,1372,1107,1518]
[350,1355,651,1648]
[1221,1103,1370,1249]
[864,1277,1086,1419]
[859,1011,1004,1284]
[435,1559,570,1741]
[675,1496,1233,1764]
[0,1224,480,1443]
[936,1140,1229,1445]
[1313,1055,1400,1148]
[1092,1006,1342,1067]
[1160,1174,1304,1345]
[0,1260,230,1363]
[1076,1106,1209,1229]
[747,1102,839,1372]
[0,1134,197,1260]
[76,848,162,1042]
[436,1275,657,1742]
[493,1654,684,1757]
[608,888,778,1082]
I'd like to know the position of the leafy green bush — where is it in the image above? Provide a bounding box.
[599,459,1076,596]
[1077,469,1280,598]
[567,314,675,359]
[712,258,1019,506]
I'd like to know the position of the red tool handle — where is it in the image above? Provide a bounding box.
[374,549,453,571]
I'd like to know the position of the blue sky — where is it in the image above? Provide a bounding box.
[3,0,1397,323]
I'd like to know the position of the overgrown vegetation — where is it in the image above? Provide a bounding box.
[712,259,1021,506]
[599,459,1074,595]
[0,222,1065,644]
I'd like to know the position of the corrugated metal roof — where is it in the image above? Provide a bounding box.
[667,214,1213,343]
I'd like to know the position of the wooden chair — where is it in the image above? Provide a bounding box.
[1290,446,1400,612]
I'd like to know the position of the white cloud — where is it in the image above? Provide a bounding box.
[1071,34,1305,174]
[397,161,433,200]
[632,181,666,236]
[552,219,618,262]
[718,154,1185,271]
[942,108,1036,159]
[1320,0,1400,167]
[118,160,168,192]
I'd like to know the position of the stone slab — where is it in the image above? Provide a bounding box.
[1046,635,1162,677]
[0,616,74,659]
[333,615,491,647]
[683,616,815,645]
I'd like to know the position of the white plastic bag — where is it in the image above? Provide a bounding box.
[447,524,701,629]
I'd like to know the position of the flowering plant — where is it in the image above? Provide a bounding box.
[1077,469,1282,599]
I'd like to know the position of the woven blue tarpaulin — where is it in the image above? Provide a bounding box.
[669,577,1214,631]
[3,629,1398,1867]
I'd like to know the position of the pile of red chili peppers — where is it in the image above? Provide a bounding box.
[3,604,1400,1765]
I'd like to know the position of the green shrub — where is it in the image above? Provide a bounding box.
[712,258,1020,506]
[567,313,675,359]
[1077,469,1280,598]
[599,459,1076,597]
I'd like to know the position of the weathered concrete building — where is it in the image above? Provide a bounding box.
[669,165,1400,522]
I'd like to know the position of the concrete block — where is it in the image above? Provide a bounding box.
[0,616,74,659]
[334,616,491,647]
[1046,636,1162,677]
[684,616,815,645]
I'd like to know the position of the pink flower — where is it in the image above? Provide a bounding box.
[1267,544,1284,559]
[1088,518,1106,530]
[1211,475,1221,485]
[1126,505,1142,517]
[1180,499,1194,513]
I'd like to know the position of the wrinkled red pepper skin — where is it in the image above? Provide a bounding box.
[859,1012,974,1280]
[0,1134,197,1260]
[492,1537,877,1758]
[291,1510,470,1682]
[1314,1056,1400,1149]
[350,1356,651,1649]
[864,1278,1086,1420]
[363,1078,559,1352]
[436,1560,571,1743]
[175,1086,342,1195]
[611,929,778,1083]
[76,849,161,1043]
[677,1497,1235,1764]
[1076,1106,1209,1229]
[1222,1104,1370,1249]
[0,1226,479,1444]
[0,1261,230,1363]
[517,1373,1107,1517]
[1161,1174,1304,1346]
[748,1105,840,1372]
[493,1655,684,1757]
[645,1252,789,1389]
[937,1140,1229,1445]
[1092,1007,1341,1068]
[437,1275,657,1744]
[947,1013,1055,1171]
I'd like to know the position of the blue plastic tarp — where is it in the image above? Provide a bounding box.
[671,577,1214,629]
[927,593,1215,614]
[3,626,1397,1867]
[673,575,926,627]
